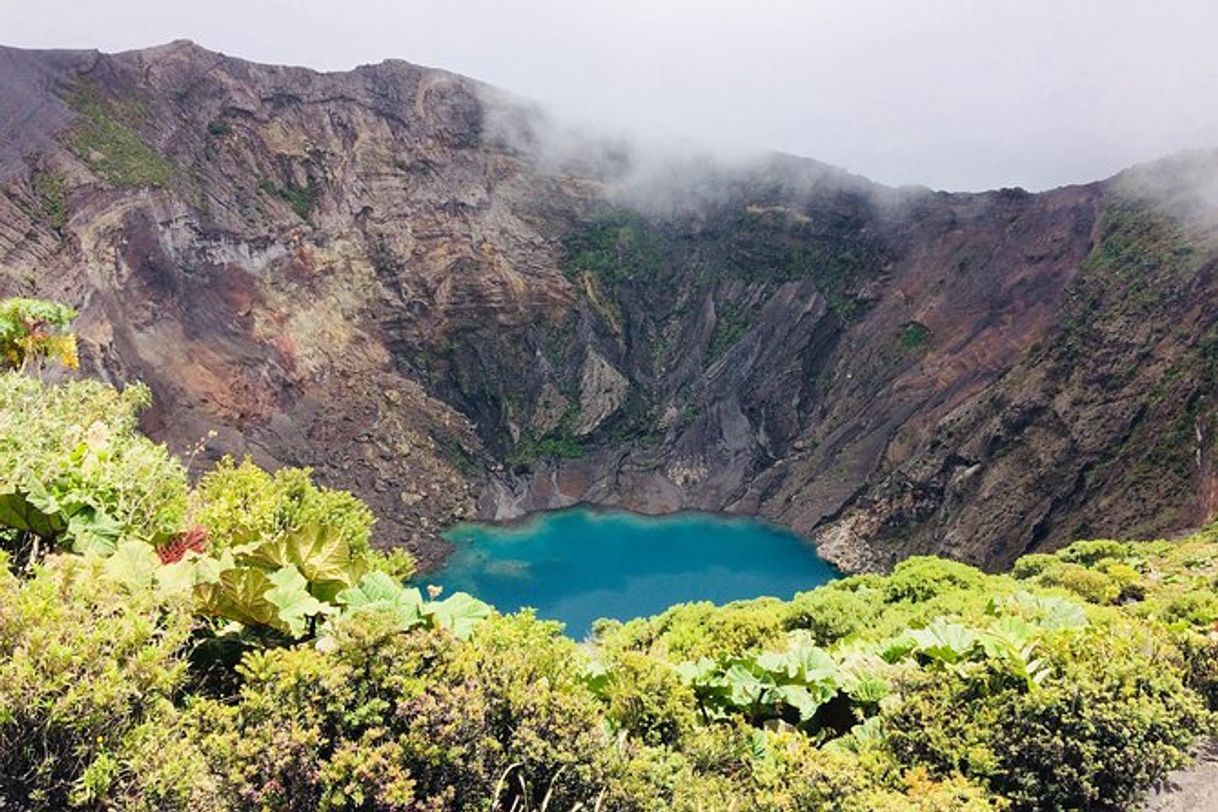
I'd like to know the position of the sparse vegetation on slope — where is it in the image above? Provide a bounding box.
[64,83,175,188]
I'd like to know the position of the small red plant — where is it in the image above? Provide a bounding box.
[158,525,209,564]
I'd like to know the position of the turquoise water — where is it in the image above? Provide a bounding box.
[430,508,838,637]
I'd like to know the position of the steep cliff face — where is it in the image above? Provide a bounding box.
[2,41,1216,571]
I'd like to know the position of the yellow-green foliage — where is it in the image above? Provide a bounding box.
[193,456,376,557]
[0,297,78,372]
[4,364,1218,811]
[0,554,213,811]
[608,596,790,660]
[0,375,188,557]
[883,556,988,603]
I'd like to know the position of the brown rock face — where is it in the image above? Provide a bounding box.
[2,41,1217,572]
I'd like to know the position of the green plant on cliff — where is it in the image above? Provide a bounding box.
[257,177,318,220]
[562,208,668,289]
[707,300,752,363]
[508,400,586,463]
[64,83,175,188]
[193,457,376,561]
[30,170,70,230]
[897,321,932,353]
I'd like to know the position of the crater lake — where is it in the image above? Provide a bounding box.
[430,507,838,636]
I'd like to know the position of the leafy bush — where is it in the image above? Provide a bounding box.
[608,597,789,660]
[0,375,188,561]
[885,624,1210,811]
[0,297,78,372]
[65,83,175,188]
[585,649,697,745]
[786,580,884,644]
[1055,539,1133,566]
[884,557,987,603]
[1010,553,1056,579]
[4,356,1218,811]
[1032,561,1121,604]
[185,457,436,638]
[194,456,375,556]
[0,554,207,811]
[186,612,615,811]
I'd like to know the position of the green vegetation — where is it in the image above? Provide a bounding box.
[0,375,186,565]
[206,119,232,137]
[728,206,882,320]
[259,177,318,220]
[511,430,586,463]
[1061,198,1213,363]
[30,170,69,229]
[510,426,585,463]
[508,399,586,464]
[897,321,932,353]
[561,205,882,324]
[3,298,1218,810]
[597,548,1218,810]
[0,297,78,372]
[279,181,317,219]
[562,208,667,289]
[707,300,751,363]
[1051,197,1218,492]
[64,83,175,188]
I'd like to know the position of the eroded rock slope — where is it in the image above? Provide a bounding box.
[2,40,1217,570]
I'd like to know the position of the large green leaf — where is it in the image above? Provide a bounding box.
[242,522,361,591]
[67,509,124,557]
[153,549,225,599]
[756,639,837,685]
[0,484,65,539]
[195,565,278,629]
[908,620,978,664]
[155,557,197,598]
[790,644,838,684]
[336,571,425,629]
[723,662,772,709]
[581,659,610,697]
[994,591,1088,630]
[265,565,329,637]
[770,684,824,722]
[102,540,161,590]
[426,592,492,641]
[824,716,885,755]
[878,636,918,664]
[675,657,719,685]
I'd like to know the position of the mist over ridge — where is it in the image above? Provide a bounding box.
[3,0,1218,191]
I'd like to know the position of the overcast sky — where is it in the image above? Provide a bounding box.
[2,0,1217,191]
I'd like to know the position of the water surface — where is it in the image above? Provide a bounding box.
[431,507,837,636]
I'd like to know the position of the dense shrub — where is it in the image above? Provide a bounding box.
[0,375,188,562]
[607,597,790,660]
[3,340,1218,811]
[883,557,987,603]
[885,625,1210,811]
[0,297,78,372]
[1033,561,1121,604]
[184,612,618,811]
[194,456,376,559]
[785,579,884,644]
[592,649,697,746]
[0,553,209,811]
